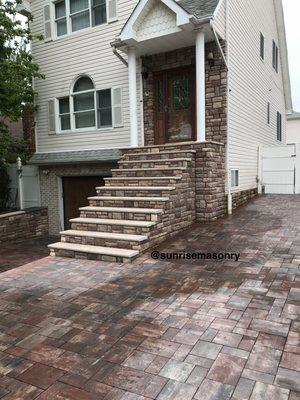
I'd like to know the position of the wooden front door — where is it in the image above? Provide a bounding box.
[154,66,196,144]
[62,176,104,230]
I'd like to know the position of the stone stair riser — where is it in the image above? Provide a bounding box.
[118,160,190,169]
[70,222,154,235]
[50,248,132,263]
[61,234,147,251]
[89,199,169,209]
[80,211,160,222]
[105,178,180,187]
[112,169,184,178]
[122,151,195,161]
[96,188,174,197]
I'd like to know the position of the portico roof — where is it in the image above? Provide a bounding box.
[114,0,219,56]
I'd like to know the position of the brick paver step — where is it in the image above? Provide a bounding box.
[88,196,170,202]
[96,186,176,191]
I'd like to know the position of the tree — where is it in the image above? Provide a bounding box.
[0,0,44,131]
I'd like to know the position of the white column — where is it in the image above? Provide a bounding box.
[128,47,139,147]
[196,30,206,142]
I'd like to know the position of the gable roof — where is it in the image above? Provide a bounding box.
[178,0,220,20]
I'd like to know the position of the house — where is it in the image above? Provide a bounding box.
[20,0,292,261]
[287,112,300,144]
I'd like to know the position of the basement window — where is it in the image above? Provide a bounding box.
[231,170,239,188]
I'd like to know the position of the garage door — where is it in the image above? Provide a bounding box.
[262,145,296,194]
[62,176,105,230]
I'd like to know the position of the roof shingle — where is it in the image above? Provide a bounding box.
[178,0,220,19]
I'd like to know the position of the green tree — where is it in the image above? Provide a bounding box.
[0,0,44,130]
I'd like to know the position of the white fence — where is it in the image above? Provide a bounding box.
[7,161,40,209]
[261,144,300,194]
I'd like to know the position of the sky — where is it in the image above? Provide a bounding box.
[283,0,300,112]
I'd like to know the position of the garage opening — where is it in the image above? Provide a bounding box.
[62,176,105,230]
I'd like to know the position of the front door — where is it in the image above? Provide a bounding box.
[154,66,196,144]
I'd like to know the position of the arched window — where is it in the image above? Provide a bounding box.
[56,75,121,132]
[72,76,96,129]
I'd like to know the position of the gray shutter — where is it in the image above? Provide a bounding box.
[107,0,117,22]
[44,4,52,41]
[48,100,56,134]
[112,88,123,127]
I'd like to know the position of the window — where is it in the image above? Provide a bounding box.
[72,76,96,129]
[53,0,115,37]
[53,75,120,133]
[55,1,67,36]
[98,89,112,128]
[267,102,270,125]
[231,170,239,188]
[260,33,265,60]
[59,97,71,130]
[277,112,282,141]
[272,40,279,72]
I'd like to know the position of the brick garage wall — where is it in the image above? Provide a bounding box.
[39,163,117,235]
[142,41,227,146]
[0,208,48,243]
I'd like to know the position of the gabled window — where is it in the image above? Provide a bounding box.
[52,0,117,38]
[272,40,279,72]
[260,33,265,60]
[277,112,282,141]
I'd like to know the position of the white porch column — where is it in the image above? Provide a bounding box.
[128,47,139,147]
[196,30,206,142]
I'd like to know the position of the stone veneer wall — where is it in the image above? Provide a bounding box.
[142,41,228,146]
[0,208,48,243]
[231,188,258,210]
[39,163,117,235]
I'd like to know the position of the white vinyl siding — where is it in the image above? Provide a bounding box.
[31,0,142,152]
[227,0,287,193]
[213,0,226,39]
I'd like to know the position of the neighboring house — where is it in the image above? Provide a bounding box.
[18,0,292,261]
[287,112,300,144]
[0,111,36,151]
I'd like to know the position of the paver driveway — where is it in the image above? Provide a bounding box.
[0,195,299,400]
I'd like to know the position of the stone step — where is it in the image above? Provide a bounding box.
[88,196,169,208]
[118,158,192,169]
[49,242,139,262]
[96,186,176,197]
[104,176,182,187]
[123,143,195,154]
[79,206,163,222]
[111,167,185,178]
[122,149,196,161]
[60,230,148,250]
[70,217,156,235]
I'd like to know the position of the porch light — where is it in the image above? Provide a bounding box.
[207,51,215,66]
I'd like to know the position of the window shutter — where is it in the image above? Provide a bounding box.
[112,88,123,127]
[107,0,117,22]
[48,100,56,135]
[44,4,52,41]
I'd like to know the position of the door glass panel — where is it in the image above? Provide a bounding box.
[167,73,193,142]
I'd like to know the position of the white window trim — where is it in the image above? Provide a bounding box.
[51,0,117,40]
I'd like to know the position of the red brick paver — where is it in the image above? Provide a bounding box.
[0,195,299,399]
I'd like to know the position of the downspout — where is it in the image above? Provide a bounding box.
[112,45,128,67]
[225,0,232,214]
